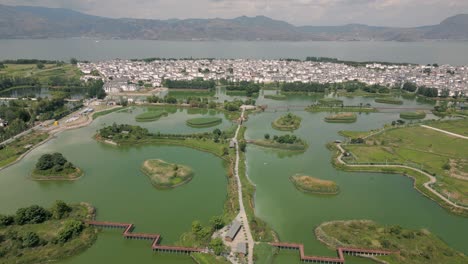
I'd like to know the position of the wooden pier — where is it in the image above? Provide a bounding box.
[271,242,399,263]
[87,221,204,254]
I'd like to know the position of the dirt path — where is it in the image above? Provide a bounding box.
[420,125,468,140]
[335,143,468,211]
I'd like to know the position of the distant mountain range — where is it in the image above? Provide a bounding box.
[1,4,468,41]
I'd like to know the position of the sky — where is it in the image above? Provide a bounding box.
[1,0,468,27]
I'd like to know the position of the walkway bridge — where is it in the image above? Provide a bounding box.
[271,242,399,263]
[262,105,430,112]
[87,221,204,254]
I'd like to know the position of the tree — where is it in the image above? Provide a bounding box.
[36,154,54,171]
[51,200,72,219]
[22,232,40,248]
[36,63,45,69]
[210,216,224,230]
[51,153,67,166]
[191,221,203,236]
[264,133,270,140]
[56,220,84,243]
[209,238,226,255]
[222,147,229,156]
[70,58,78,65]
[213,128,222,136]
[239,141,247,152]
[15,205,51,225]
[0,215,14,226]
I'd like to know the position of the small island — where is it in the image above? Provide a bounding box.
[264,94,287,100]
[141,159,194,189]
[186,117,222,128]
[0,201,97,264]
[32,153,82,180]
[272,113,302,131]
[290,175,339,195]
[324,113,357,123]
[316,220,467,264]
[319,98,343,106]
[400,111,426,120]
[251,134,307,151]
[135,110,168,122]
[375,97,403,105]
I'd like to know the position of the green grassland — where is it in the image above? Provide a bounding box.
[338,130,375,139]
[318,98,343,105]
[0,132,49,168]
[186,117,222,128]
[342,125,468,206]
[253,243,279,264]
[375,97,404,105]
[324,113,357,123]
[428,119,468,136]
[92,107,126,119]
[135,110,168,122]
[191,253,230,264]
[264,94,287,100]
[272,113,301,131]
[400,111,426,119]
[0,63,82,87]
[250,140,307,151]
[168,90,215,99]
[141,159,193,189]
[290,175,339,195]
[316,220,467,264]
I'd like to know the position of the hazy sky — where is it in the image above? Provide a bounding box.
[2,0,468,27]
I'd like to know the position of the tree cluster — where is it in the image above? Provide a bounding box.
[35,153,75,173]
[98,123,150,141]
[417,86,439,97]
[272,134,303,144]
[164,79,216,90]
[224,81,260,97]
[282,82,327,93]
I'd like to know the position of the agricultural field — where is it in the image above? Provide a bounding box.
[343,125,468,205]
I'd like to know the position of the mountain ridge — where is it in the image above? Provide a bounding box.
[0,4,467,41]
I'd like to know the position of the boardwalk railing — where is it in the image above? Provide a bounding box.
[270,242,399,263]
[87,221,204,254]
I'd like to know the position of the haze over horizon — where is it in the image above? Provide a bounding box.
[1,0,468,27]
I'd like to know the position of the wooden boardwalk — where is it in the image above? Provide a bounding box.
[271,242,399,263]
[87,221,204,254]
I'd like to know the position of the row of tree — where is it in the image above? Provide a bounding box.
[164,79,216,90]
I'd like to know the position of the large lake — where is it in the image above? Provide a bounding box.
[0,39,468,65]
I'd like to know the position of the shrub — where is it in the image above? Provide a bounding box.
[22,232,40,248]
[15,205,51,225]
[56,220,84,244]
[51,201,72,219]
[0,215,14,226]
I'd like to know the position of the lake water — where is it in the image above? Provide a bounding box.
[0,94,467,264]
[0,39,468,65]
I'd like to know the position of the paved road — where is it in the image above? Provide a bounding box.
[232,109,255,264]
[420,125,468,140]
[335,143,468,210]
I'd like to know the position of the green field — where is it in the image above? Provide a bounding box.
[0,132,49,168]
[290,175,339,195]
[186,117,222,128]
[428,119,468,136]
[318,98,343,105]
[324,113,357,123]
[253,243,278,264]
[0,63,82,86]
[264,94,287,100]
[141,159,193,189]
[92,107,126,119]
[191,253,230,264]
[338,130,375,139]
[317,220,467,264]
[306,105,377,113]
[168,90,215,98]
[375,97,403,105]
[135,110,168,122]
[343,125,468,206]
[400,111,426,120]
[272,113,301,131]
[250,139,307,151]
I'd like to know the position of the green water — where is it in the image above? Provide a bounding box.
[0,96,467,264]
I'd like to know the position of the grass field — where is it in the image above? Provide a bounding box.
[338,130,375,139]
[168,90,215,98]
[141,159,193,189]
[186,117,222,128]
[31,167,83,181]
[375,97,403,105]
[191,253,230,264]
[0,203,97,264]
[318,98,343,105]
[92,107,126,119]
[253,243,278,264]
[264,94,287,100]
[400,111,426,120]
[324,113,357,123]
[428,119,468,136]
[317,220,467,264]
[290,175,339,195]
[343,125,468,206]
[0,63,82,86]
[0,132,49,168]
[250,139,307,151]
[135,110,168,122]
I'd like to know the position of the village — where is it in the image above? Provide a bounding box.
[78,59,468,96]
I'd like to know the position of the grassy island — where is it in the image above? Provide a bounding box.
[290,175,339,195]
[400,111,426,120]
[32,153,82,181]
[0,201,97,264]
[272,113,302,131]
[375,97,403,105]
[186,117,222,128]
[264,94,287,100]
[251,134,307,151]
[141,159,194,189]
[324,113,357,123]
[319,98,343,106]
[316,220,467,264]
[135,110,168,122]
